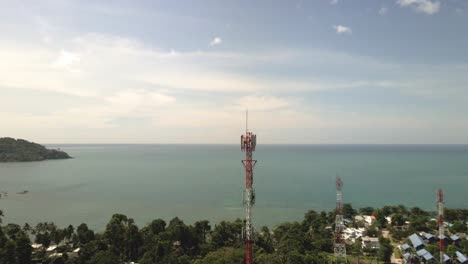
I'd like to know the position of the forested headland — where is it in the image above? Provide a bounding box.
[0,206,466,264]
[0,138,71,162]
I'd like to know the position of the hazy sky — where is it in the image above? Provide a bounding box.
[1,0,467,144]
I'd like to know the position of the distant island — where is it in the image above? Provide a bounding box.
[0,137,71,162]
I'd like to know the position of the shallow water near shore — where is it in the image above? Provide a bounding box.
[0,144,467,230]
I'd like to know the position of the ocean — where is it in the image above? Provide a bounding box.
[0,144,467,230]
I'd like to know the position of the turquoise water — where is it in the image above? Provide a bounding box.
[0,144,467,230]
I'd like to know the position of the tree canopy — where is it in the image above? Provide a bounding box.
[1,205,466,263]
[0,137,71,162]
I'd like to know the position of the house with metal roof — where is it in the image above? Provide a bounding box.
[416,249,430,257]
[416,249,434,263]
[401,243,411,252]
[423,233,436,244]
[451,234,461,246]
[442,254,451,263]
[409,233,425,250]
[403,252,419,263]
[456,251,467,264]
[421,252,434,262]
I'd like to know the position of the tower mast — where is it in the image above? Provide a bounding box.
[438,189,445,263]
[334,176,347,263]
[241,112,257,264]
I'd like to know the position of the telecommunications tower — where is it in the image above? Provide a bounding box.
[438,189,445,264]
[334,176,347,263]
[241,111,257,264]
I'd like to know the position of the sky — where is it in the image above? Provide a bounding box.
[1,0,468,144]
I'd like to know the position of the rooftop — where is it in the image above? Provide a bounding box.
[46,245,57,252]
[443,254,450,262]
[416,249,429,257]
[423,233,434,239]
[456,251,467,263]
[409,233,424,248]
[416,249,434,261]
[401,243,411,251]
[403,253,411,260]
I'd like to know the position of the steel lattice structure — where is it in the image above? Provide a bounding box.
[241,113,257,264]
[438,189,445,264]
[334,176,347,263]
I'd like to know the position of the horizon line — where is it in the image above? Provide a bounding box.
[44,143,468,146]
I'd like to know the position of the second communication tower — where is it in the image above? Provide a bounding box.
[241,113,257,264]
[334,176,347,263]
[438,189,445,264]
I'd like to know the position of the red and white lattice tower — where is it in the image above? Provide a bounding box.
[334,176,347,263]
[438,189,445,264]
[241,112,257,264]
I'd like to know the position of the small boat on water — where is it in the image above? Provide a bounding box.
[17,190,28,194]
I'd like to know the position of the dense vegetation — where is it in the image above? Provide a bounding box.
[0,206,466,264]
[0,138,71,162]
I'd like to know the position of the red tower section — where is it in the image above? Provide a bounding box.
[241,120,257,264]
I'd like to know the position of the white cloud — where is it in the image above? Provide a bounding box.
[333,25,352,34]
[209,37,222,46]
[397,0,440,15]
[53,50,81,71]
[379,7,388,15]
[330,0,338,5]
[1,33,468,143]
[0,35,287,97]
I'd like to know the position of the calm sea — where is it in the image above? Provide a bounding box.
[0,144,467,230]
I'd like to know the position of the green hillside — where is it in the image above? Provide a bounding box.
[0,137,71,162]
